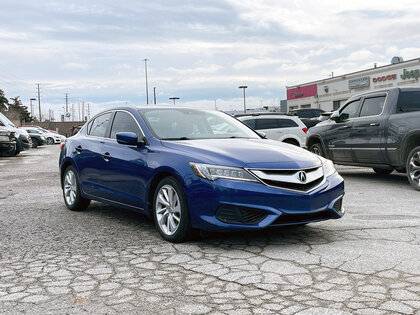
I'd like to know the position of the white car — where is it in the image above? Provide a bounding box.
[237,114,308,147]
[22,127,61,145]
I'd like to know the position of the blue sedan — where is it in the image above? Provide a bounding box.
[59,107,345,242]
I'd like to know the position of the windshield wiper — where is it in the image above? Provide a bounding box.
[161,137,191,140]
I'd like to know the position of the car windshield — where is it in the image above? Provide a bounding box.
[139,108,260,140]
[0,113,16,128]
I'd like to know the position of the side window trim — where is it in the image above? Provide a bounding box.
[358,94,387,118]
[109,110,146,141]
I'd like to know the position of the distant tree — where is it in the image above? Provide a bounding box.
[0,89,8,112]
[9,96,33,123]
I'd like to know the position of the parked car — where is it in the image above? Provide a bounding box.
[289,108,325,128]
[236,113,308,147]
[0,126,17,157]
[307,87,420,190]
[38,129,62,144]
[21,127,46,148]
[48,130,67,143]
[59,107,345,242]
[0,113,32,155]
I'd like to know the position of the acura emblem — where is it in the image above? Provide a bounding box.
[298,171,307,183]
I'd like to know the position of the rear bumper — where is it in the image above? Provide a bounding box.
[187,172,345,231]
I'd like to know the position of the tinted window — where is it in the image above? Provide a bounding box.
[360,96,386,117]
[256,119,278,130]
[110,111,141,139]
[397,91,420,112]
[241,119,256,129]
[298,109,323,118]
[89,112,113,137]
[340,100,360,119]
[277,119,298,128]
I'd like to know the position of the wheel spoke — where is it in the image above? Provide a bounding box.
[172,213,180,223]
[158,194,169,207]
[156,205,167,214]
[168,215,176,233]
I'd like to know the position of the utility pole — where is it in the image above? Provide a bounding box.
[82,101,85,121]
[71,104,75,121]
[214,99,217,110]
[143,59,149,104]
[169,97,179,106]
[65,93,69,121]
[153,87,157,104]
[87,103,90,120]
[78,100,81,121]
[37,84,41,121]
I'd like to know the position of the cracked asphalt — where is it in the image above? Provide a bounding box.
[0,145,419,315]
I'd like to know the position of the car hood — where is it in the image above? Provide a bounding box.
[161,138,322,169]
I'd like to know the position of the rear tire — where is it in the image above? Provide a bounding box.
[309,143,324,157]
[62,166,91,211]
[152,177,194,243]
[406,146,420,191]
[372,168,393,175]
[32,138,38,148]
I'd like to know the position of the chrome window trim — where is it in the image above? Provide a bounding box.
[356,92,388,119]
[86,109,146,141]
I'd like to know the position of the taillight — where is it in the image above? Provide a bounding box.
[302,127,308,134]
[60,142,66,151]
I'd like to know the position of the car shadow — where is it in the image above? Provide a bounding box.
[83,201,338,246]
[339,171,409,186]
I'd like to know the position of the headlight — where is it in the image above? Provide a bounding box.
[322,159,336,177]
[190,162,259,182]
[41,136,46,140]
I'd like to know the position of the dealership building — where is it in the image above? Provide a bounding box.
[286,57,420,112]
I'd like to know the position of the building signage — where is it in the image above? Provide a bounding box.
[372,74,396,83]
[287,83,317,100]
[401,68,420,80]
[324,85,329,93]
[348,76,370,89]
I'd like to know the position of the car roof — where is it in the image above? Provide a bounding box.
[237,114,295,120]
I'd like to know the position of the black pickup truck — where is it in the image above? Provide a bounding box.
[307,88,420,190]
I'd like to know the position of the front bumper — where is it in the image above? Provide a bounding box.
[187,172,345,231]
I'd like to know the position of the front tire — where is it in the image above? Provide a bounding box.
[153,177,193,243]
[62,166,91,211]
[47,137,54,145]
[406,146,420,191]
[372,168,393,175]
[32,138,38,148]
[309,143,324,157]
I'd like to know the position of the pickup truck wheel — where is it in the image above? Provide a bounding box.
[372,168,393,175]
[406,146,420,190]
[32,138,38,148]
[309,143,324,157]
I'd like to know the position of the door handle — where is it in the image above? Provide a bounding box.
[370,123,380,127]
[75,145,83,152]
[102,152,111,161]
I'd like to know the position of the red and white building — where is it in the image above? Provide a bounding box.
[286,57,420,112]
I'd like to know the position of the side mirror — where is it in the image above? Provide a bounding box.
[330,110,340,122]
[256,131,267,139]
[116,132,146,146]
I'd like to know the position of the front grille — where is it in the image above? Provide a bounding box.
[248,166,324,192]
[333,197,343,213]
[271,210,332,225]
[216,205,267,225]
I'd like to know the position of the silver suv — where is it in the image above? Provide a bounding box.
[237,114,308,147]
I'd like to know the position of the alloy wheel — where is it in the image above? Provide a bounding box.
[408,150,420,188]
[64,170,77,206]
[155,184,181,236]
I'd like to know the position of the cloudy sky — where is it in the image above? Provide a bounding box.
[1,0,420,120]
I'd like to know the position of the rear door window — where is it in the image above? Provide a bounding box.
[89,112,113,138]
[110,111,141,139]
[255,119,279,130]
[397,91,420,112]
[359,96,386,117]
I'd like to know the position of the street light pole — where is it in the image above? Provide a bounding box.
[153,87,157,104]
[238,85,248,113]
[169,97,180,106]
[143,59,149,104]
[29,98,36,117]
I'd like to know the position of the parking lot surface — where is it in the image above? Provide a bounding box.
[0,145,419,315]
